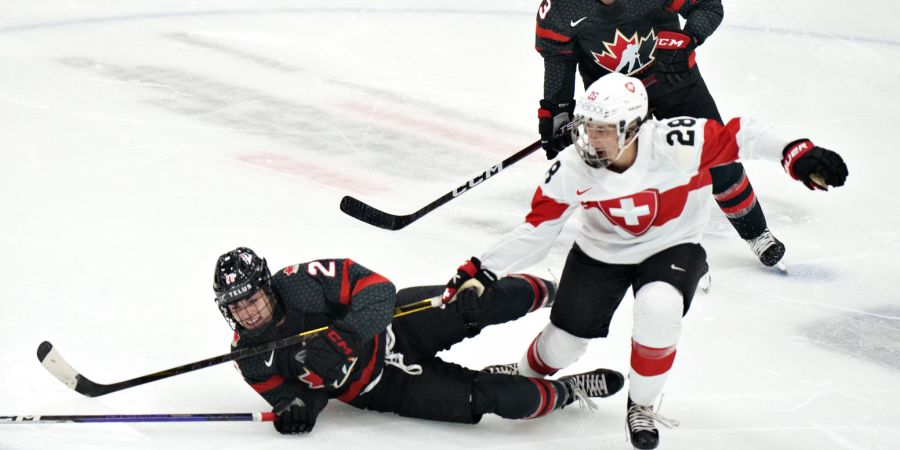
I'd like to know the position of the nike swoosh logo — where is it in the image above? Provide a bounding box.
[264,349,275,367]
[570,17,587,27]
[577,187,593,195]
[671,264,686,272]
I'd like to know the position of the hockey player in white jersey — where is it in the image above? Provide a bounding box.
[441,72,848,449]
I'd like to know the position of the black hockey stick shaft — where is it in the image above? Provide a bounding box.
[37,296,441,398]
[340,139,543,230]
[0,412,275,424]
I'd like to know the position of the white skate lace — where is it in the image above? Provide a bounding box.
[627,397,680,432]
[747,230,777,257]
[571,386,599,412]
[383,325,422,376]
[564,372,609,412]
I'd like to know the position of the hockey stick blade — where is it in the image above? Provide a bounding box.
[340,195,416,230]
[340,139,542,230]
[37,341,109,397]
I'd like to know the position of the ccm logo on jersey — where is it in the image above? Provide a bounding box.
[657,37,689,49]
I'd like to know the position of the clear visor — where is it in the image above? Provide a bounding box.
[571,117,640,168]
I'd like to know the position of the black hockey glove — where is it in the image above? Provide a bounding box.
[781,139,848,190]
[539,99,575,159]
[304,321,360,389]
[654,31,698,86]
[272,387,329,435]
[441,257,498,304]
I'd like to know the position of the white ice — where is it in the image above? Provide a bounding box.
[1,1,899,449]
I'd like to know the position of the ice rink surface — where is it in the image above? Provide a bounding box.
[1,1,898,449]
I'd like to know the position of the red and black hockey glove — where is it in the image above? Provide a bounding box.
[272,387,329,434]
[441,257,498,304]
[654,31,698,86]
[781,139,848,190]
[303,321,361,389]
[539,99,575,159]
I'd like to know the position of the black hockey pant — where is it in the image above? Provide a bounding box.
[348,276,570,423]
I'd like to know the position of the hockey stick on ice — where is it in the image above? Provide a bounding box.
[0,412,275,424]
[37,296,443,398]
[340,139,543,230]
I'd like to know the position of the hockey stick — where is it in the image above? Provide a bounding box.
[37,296,443,398]
[340,139,543,230]
[0,412,275,424]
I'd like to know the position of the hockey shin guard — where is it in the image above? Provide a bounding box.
[630,282,683,405]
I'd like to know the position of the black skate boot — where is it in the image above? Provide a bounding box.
[626,397,679,450]
[559,368,624,399]
[745,228,786,269]
[481,362,519,375]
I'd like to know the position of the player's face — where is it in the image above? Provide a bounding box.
[585,122,621,160]
[228,290,274,330]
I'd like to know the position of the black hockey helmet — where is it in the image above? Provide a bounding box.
[212,247,276,329]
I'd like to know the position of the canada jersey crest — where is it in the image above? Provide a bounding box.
[591,28,657,76]
[582,190,659,236]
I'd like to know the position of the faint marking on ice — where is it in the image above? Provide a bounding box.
[165,32,526,138]
[798,304,900,371]
[809,420,867,450]
[3,8,897,47]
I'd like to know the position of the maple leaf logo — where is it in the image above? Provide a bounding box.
[591,29,658,75]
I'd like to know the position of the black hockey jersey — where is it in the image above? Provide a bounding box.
[231,258,395,407]
[535,0,723,101]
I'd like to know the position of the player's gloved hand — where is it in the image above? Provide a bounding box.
[781,139,848,190]
[304,321,360,389]
[272,387,328,434]
[654,31,698,86]
[539,99,575,159]
[441,257,498,304]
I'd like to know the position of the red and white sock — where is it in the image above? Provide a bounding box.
[518,322,590,378]
[629,282,683,405]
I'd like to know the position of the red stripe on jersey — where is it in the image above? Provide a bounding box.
[526,333,559,376]
[251,374,285,394]
[337,334,380,403]
[352,273,389,296]
[630,340,677,377]
[535,24,571,43]
[649,171,712,228]
[700,118,743,170]
[665,0,686,13]
[525,187,570,227]
[339,259,354,305]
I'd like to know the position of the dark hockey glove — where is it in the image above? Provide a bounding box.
[441,257,498,304]
[539,99,575,159]
[303,321,361,389]
[781,139,848,190]
[654,31,698,86]
[272,387,329,435]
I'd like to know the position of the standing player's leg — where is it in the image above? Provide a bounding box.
[517,244,633,378]
[651,74,785,267]
[625,243,708,449]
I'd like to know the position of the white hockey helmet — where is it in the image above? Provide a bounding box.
[571,72,649,168]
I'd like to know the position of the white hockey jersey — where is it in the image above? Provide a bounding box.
[480,117,794,275]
